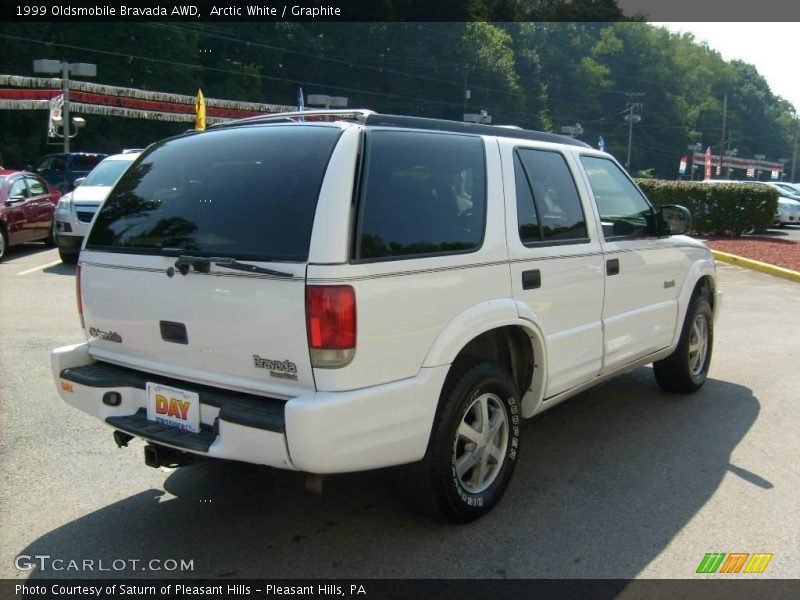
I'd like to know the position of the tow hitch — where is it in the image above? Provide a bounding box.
[143,443,193,468]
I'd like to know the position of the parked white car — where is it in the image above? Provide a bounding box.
[52,111,719,522]
[774,197,800,225]
[54,151,141,262]
[769,181,800,198]
[748,181,800,225]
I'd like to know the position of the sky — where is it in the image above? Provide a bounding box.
[654,23,799,114]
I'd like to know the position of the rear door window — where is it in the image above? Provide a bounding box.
[355,130,486,261]
[87,125,342,261]
[514,148,588,245]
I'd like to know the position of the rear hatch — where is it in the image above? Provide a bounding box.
[81,124,344,396]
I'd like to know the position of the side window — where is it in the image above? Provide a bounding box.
[8,178,29,199]
[25,176,45,196]
[356,131,486,261]
[514,154,539,244]
[514,148,588,245]
[580,156,653,239]
[51,156,67,172]
[36,157,52,172]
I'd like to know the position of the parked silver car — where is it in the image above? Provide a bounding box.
[54,151,141,262]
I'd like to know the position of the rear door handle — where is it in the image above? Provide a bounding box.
[606,259,620,276]
[522,269,541,290]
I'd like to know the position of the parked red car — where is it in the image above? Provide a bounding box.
[0,170,61,261]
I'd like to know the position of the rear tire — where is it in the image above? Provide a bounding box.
[413,362,521,523]
[58,247,78,263]
[653,295,713,393]
[0,226,7,261]
[44,221,57,247]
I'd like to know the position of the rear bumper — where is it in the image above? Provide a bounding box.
[52,343,447,473]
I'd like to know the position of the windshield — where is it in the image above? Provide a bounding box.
[86,125,342,261]
[82,159,136,187]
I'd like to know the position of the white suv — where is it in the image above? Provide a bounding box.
[54,151,141,263]
[52,111,719,522]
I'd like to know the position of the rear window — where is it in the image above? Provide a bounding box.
[87,125,342,261]
[356,130,486,261]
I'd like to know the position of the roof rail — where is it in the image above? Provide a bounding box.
[363,113,591,148]
[209,109,376,129]
[207,108,591,148]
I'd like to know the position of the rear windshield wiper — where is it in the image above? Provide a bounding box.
[173,255,293,278]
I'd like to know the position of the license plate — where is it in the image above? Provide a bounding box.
[146,382,200,434]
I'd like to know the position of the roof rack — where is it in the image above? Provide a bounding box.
[208,109,591,148]
[209,109,375,129]
[363,114,591,148]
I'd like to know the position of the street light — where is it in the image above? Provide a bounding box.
[33,59,97,152]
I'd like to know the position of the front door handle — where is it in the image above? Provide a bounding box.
[606,259,620,276]
[522,269,541,290]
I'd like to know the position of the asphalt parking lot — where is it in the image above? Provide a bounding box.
[0,244,798,580]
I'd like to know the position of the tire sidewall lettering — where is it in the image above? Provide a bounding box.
[447,376,520,509]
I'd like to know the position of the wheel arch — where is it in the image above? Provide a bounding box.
[673,257,717,350]
[422,299,547,418]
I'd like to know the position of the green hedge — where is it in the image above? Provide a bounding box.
[636,179,778,236]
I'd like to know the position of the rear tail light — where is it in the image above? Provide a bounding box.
[76,265,84,328]
[306,285,356,368]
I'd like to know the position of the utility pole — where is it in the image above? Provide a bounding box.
[624,93,644,171]
[33,59,96,152]
[718,93,727,179]
[792,121,798,182]
[61,62,71,152]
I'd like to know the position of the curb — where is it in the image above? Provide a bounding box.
[711,250,800,283]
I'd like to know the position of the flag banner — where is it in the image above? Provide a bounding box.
[704,146,712,180]
[598,136,605,152]
[679,156,687,175]
[195,89,206,131]
[0,74,294,118]
[771,169,780,180]
[48,93,63,137]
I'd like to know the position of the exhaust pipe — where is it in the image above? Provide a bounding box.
[143,444,193,469]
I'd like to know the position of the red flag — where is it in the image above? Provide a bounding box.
[704,147,712,180]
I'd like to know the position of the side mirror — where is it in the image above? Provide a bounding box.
[73,177,86,187]
[658,204,692,236]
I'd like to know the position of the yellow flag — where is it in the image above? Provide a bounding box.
[194,89,206,131]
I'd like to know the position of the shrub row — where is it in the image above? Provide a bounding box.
[636,179,778,236]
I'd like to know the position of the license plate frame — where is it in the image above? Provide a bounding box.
[146,382,201,434]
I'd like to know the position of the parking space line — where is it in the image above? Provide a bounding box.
[17,260,62,276]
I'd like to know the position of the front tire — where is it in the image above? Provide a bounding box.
[653,295,713,393]
[58,247,78,263]
[414,362,521,523]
